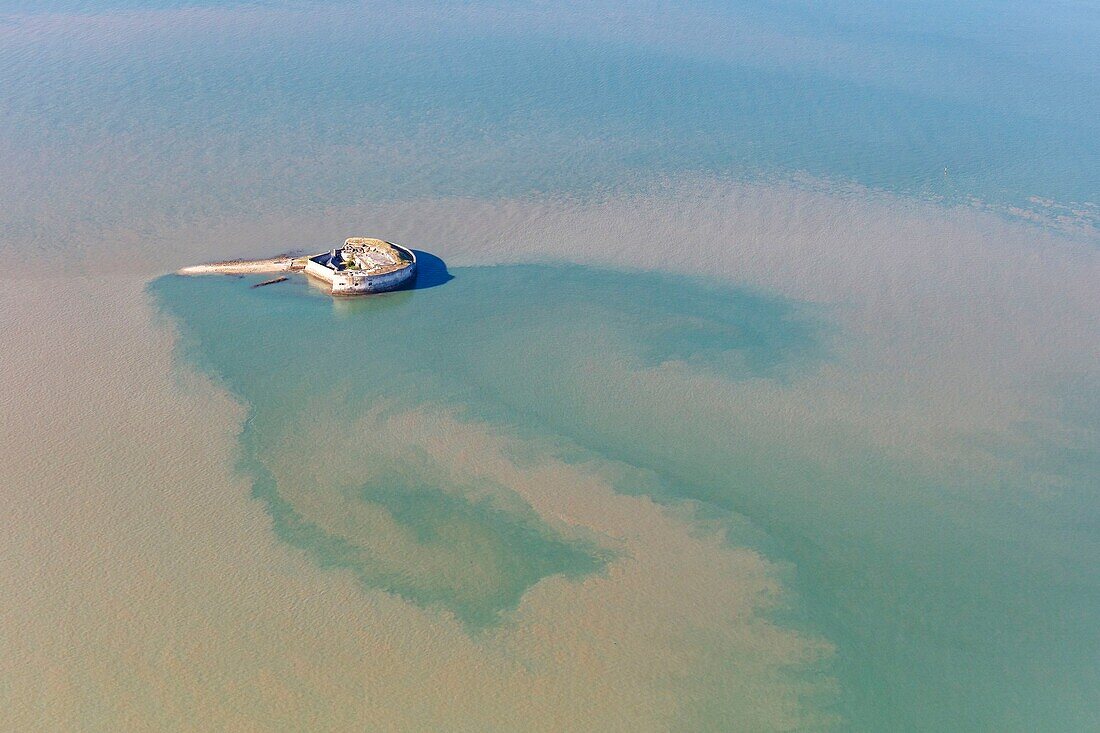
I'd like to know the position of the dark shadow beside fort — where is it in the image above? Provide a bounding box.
[407,250,453,290]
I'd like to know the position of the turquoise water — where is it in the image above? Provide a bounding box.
[151,266,1100,730]
[5,0,1100,729]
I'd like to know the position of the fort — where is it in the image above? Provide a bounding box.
[303,238,416,294]
[177,238,417,295]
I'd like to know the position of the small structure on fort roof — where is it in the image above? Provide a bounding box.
[303,238,417,295]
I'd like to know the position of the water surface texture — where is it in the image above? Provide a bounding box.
[3,0,1098,262]
[3,1,1099,731]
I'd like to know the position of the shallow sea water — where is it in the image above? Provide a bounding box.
[3,1,1099,730]
[148,262,1099,730]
